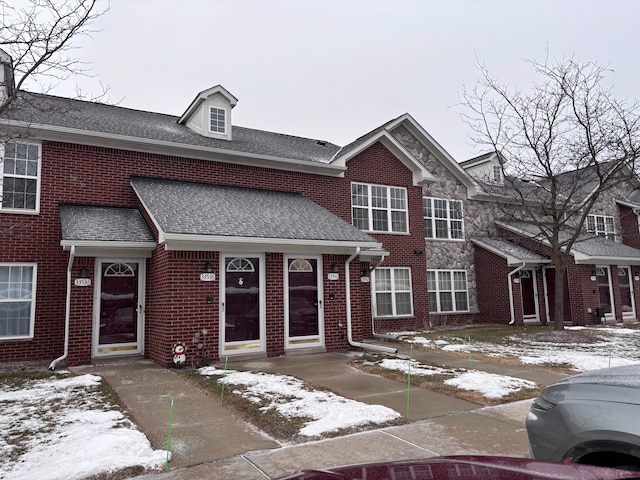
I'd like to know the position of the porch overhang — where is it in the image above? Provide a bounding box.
[471,237,550,267]
[159,232,385,256]
[60,240,156,258]
[573,253,640,266]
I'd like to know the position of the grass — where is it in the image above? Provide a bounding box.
[179,369,405,442]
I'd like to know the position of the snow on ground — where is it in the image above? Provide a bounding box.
[398,326,640,372]
[198,367,401,437]
[377,358,537,399]
[0,373,167,480]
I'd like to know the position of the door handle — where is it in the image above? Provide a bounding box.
[221,302,225,312]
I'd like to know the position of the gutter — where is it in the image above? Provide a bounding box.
[508,261,526,325]
[49,245,75,370]
[345,248,397,354]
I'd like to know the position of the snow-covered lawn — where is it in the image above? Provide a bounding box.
[197,367,402,437]
[0,372,167,480]
[398,325,640,372]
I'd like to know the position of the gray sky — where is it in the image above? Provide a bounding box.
[39,0,640,162]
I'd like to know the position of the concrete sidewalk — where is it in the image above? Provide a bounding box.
[75,348,568,479]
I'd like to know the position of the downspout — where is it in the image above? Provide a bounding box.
[49,245,75,370]
[345,248,397,354]
[508,261,526,326]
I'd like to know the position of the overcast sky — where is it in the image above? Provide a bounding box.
[32,0,640,162]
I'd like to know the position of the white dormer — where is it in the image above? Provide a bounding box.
[461,152,504,184]
[178,85,238,141]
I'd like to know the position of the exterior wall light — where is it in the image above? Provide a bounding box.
[331,264,339,273]
[204,261,213,273]
[80,267,87,278]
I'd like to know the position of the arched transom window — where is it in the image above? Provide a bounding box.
[289,259,313,272]
[226,258,255,272]
[104,263,135,277]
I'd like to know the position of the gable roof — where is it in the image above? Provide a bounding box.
[59,204,156,256]
[178,84,238,125]
[130,176,384,254]
[496,219,640,265]
[471,237,550,266]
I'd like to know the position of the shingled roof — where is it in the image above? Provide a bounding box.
[130,176,382,253]
[2,91,341,164]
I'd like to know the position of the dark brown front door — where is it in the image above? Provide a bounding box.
[544,267,572,323]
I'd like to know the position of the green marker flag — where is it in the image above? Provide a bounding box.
[165,397,174,471]
[407,345,412,420]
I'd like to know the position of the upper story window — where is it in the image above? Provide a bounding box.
[428,269,469,313]
[373,267,413,317]
[209,106,226,134]
[492,165,502,183]
[0,263,36,339]
[587,214,614,240]
[352,183,408,233]
[423,197,463,240]
[1,141,41,213]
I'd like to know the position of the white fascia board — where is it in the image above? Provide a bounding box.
[395,113,480,194]
[4,121,346,177]
[60,241,156,258]
[573,252,640,265]
[160,232,383,254]
[332,130,436,186]
[615,198,640,210]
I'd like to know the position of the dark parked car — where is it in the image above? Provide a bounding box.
[275,456,640,480]
[527,364,640,470]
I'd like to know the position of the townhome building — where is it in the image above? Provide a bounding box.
[2,51,639,370]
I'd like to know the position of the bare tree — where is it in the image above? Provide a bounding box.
[0,0,108,112]
[461,56,640,330]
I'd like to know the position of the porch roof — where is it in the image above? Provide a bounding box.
[471,237,550,266]
[59,204,157,256]
[496,220,640,265]
[130,176,386,255]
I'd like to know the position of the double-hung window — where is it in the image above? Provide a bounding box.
[209,106,226,134]
[1,141,41,212]
[428,269,469,312]
[423,197,463,240]
[373,267,413,317]
[586,214,615,240]
[352,183,408,233]
[0,264,36,339]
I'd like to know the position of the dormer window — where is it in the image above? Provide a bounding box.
[492,165,502,183]
[209,106,226,134]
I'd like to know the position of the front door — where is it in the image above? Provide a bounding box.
[519,269,539,323]
[95,260,145,357]
[618,267,635,321]
[596,266,615,322]
[220,255,265,355]
[285,256,323,349]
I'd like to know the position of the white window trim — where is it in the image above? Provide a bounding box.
[492,165,503,183]
[587,214,615,239]
[208,106,227,135]
[423,196,464,241]
[351,182,409,234]
[0,141,42,214]
[0,263,37,340]
[428,269,469,313]
[372,267,414,318]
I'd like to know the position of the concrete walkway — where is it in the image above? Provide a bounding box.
[74,347,568,479]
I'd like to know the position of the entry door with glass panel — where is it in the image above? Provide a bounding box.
[596,266,615,321]
[519,269,539,323]
[221,255,265,355]
[618,267,635,321]
[95,261,144,356]
[285,257,323,349]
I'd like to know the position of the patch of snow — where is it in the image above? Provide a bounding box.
[199,367,401,437]
[444,371,537,399]
[0,374,167,480]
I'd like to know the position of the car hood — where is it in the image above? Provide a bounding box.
[275,456,640,480]
[552,364,640,389]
